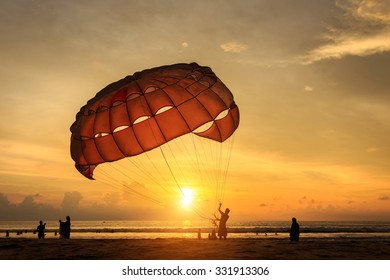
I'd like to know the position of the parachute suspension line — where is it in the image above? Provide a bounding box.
[195,135,224,212]
[122,153,175,195]
[170,134,210,192]
[115,158,159,187]
[194,135,218,192]
[215,139,226,204]
[215,135,235,207]
[185,134,218,223]
[195,133,235,215]
[174,134,218,220]
[220,134,235,203]
[102,164,166,205]
[170,134,223,223]
[143,152,176,194]
[96,166,166,206]
[98,159,172,206]
[189,134,213,217]
[159,141,212,221]
[159,146,183,193]
[214,139,223,206]
[162,139,191,187]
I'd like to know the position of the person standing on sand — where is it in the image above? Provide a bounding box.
[290,217,300,241]
[216,203,230,240]
[59,216,71,239]
[37,220,46,239]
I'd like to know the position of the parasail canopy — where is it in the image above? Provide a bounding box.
[70,62,239,179]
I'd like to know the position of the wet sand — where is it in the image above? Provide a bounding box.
[1,237,390,260]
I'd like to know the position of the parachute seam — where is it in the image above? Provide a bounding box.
[122,90,145,154]
[189,94,223,140]
[171,71,214,133]
[129,80,166,151]
[92,113,110,166]
[108,104,127,160]
[164,94,192,133]
[179,69,227,139]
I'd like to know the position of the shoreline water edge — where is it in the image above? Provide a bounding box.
[1,220,390,239]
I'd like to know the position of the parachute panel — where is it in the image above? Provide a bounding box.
[177,77,198,88]
[155,108,191,141]
[210,80,234,106]
[79,114,95,139]
[126,96,152,125]
[132,118,166,151]
[80,138,104,164]
[94,108,110,136]
[177,98,213,131]
[70,138,85,165]
[197,89,229,119]
[195,104,239,142]
[185,80,209,95]
[112,126,144,156]
[95,134,125,162]
[109,102,131,131]
[163,84,194,106]
[144,89,174,114]
[111,87,127,104]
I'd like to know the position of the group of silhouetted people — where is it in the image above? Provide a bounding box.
[16,211,299,242]
[202,204,300,242]
[31,216,71,239]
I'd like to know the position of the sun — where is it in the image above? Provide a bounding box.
[181,188,194,208]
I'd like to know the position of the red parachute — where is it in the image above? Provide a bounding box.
[70,63,239,180]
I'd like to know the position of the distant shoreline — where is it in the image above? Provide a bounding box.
[2,220,390,240]
[1,236,390,260]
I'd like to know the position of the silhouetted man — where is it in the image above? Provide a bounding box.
[37,220,46,239]
[290,217,300,241]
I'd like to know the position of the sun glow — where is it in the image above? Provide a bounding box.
[181,188,194,208]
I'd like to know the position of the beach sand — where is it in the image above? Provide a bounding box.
[1,237,390,260]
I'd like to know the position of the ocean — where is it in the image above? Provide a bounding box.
[1,220,390,239]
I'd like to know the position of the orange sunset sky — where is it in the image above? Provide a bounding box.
[1,0,389,222]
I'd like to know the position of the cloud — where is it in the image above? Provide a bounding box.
[0,193,10,206]
[378,196,389,200]
[354,0,390,23]
[304,85,314,92]
[366,147,378,153]
[220,42,248,53]
[303,34,390,63]
[300,0,390,64]
[0,192,171,220]
[0,193,58,220]
[61,191,83,211]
